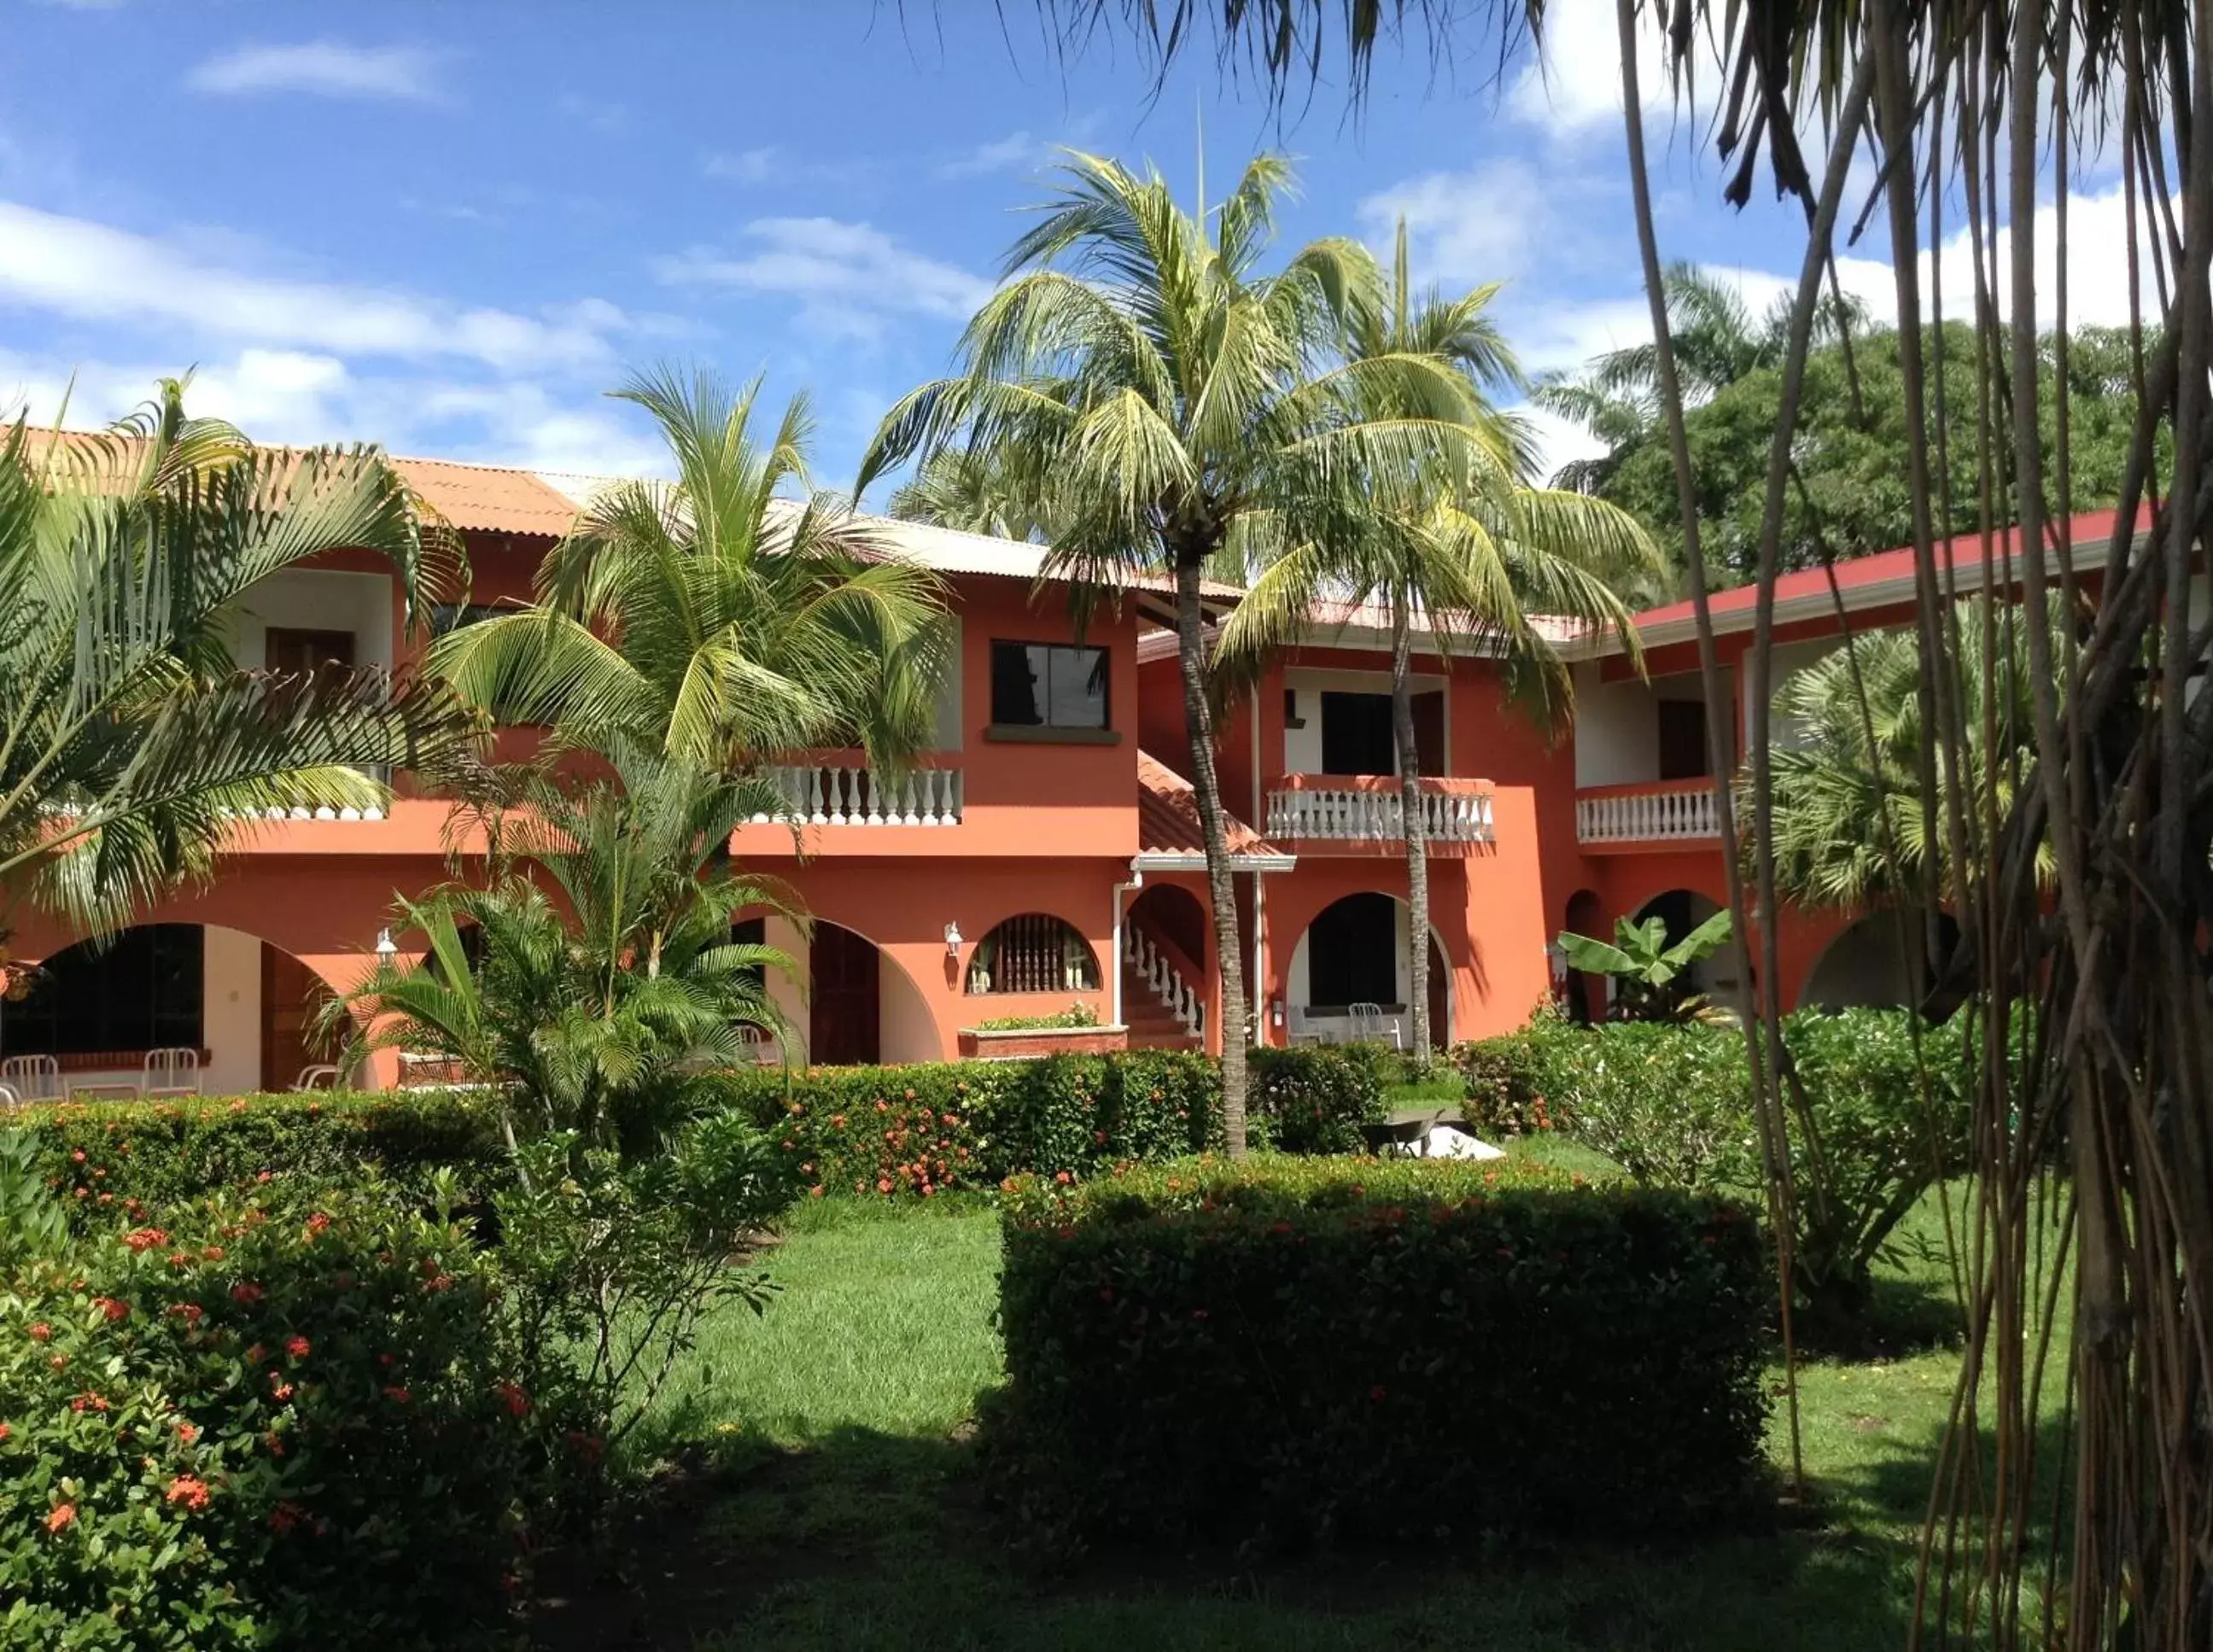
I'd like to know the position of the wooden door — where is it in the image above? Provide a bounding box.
[260,944,332,1090]
[265,628,356,677]
[809,923,879,1066]
[1657,698,1711,780]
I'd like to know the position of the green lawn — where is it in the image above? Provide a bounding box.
[534,1165,2052,1651]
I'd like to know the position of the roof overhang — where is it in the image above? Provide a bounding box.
[1132,850,1298,873]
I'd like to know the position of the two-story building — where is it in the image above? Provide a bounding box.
[2,449,2131,1094]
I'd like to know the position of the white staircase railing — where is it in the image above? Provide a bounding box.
[1575,783,1720,844]
[1264,784,1494,844]
[758,764,963,826]
[1124,922,1205,1038]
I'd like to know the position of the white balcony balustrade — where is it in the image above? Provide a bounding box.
[760,763,963,827]
[1264,779,1494,844]
[1574,780,1722,844]
[1124,922,1206,1038]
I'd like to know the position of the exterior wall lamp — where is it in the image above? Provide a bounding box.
[375,929,398,960]
[943,921,963,958]
[1545,940,1568,992]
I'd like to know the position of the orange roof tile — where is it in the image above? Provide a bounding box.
[1136,750,1291,866]
[389,456,581,539]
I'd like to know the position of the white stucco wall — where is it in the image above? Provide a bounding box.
[201,926,264,1095]
[1282,667,1446,776]
[761,914,811,1065]
[1572,663,1661,787]
[222,569,395,673]
[1749,638,1841,751]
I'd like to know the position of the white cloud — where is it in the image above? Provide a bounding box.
[1507,0,1722,139]
[1358,157,1550,284]
[0,200,613,371]
[186,41,447,102]
[655,219,991,340]
[938,131,1043,179]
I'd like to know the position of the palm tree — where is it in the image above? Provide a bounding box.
[1764,602,2056,914]
[432,368,952,779]
[0,382,478,946]
[859,152,1492,1153]
[1220,222,1658,1061]
[889,447,1055,540]
[336,746,797,1163]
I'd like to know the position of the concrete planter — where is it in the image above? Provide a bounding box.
[956,1024,1130,1059]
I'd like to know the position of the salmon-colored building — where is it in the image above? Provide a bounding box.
[6,456,2122,1096]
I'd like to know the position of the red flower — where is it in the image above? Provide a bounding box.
[1054,1170,1071,1185]
[270,1381,295,1403]
[382,1385,411,1404]
[304,1211,331,1236]
[809,1184,825,1199]
[47,1353,67,1370]
[166,1250,193,1268]
[1369,1385,1387,1403]
[45,1503,75,1532]
[69,1149,85,1164]
[877,1177,894,1194]
[69,1392,110,1414]
[269,1500,307,1534]
[27,1322,50,1342]
[93,1296,128,1322]
[121,1227,169,1252]
[164,1475,212,1511]
[245,1343,267,1364]
[566,1430,604,1464]
[496,1381,531,1417]
[177,1421,198,1443]
[201,1246,224,1262]
[285,1334,311,1359]
[423,1273,454,1293]
[265,1431,285,1456]
[0,1423,11,1442]
[230,1282,264,1305]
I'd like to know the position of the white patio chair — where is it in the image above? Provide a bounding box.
[291,1064,342,1092]
[143,1047,201,1099]
[0,1083,20,1112]
[0,1054,60,1101]
[1346,1002,1403,1051]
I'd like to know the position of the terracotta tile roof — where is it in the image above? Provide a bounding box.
[1136,750,1291,866]
[389,456,582,539]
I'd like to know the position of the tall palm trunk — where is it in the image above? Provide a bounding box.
[1388,592,1432,1062]
[1174,555,1249,1155]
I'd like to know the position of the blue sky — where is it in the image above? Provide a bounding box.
[0,1,2144,496]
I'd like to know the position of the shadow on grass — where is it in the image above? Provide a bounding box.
[1792,1272,1964,1361]
[530,1419,1949,1652]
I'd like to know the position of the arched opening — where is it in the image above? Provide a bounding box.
[1286,892,1451,1047]
[965,914,1101,996]
[1801,909,1965,1016]
[1562,889,1603,1025]
[2,924,336,1096]
[1129,884,1207,972]
[1628,889,1745,1012]
[803,919,937,1067]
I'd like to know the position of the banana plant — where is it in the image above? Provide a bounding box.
[1557,908,1736,1024]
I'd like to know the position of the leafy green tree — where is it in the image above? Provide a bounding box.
[336,748,796,1164]
[1557,908,1735,1023]
[0,383,477,943]
[1565,322,2148,585]
[889,447,1055,541]
[1222,221,1657,1061]
[861,152,1489,1153]
[433,368,952,776]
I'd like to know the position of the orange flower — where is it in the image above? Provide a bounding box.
[285,1334,311,1359]
[122,1227,169,1252]
[164,1475,211,1510]
[496,1381,531,1417]
[45,1503,75,1532]
[27,1322,50,1342]
[94,1296,128,1322]
[0,1422,10,1441]
[382,1385,411,1404]
[230,1282,264,1305]
[178,1421,199,1443]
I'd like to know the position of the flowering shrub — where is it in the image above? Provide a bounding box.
[719,1048,1381,1198]
[990,1154,1768,1554]
[15,1090,506,1228]
[1450,1007,1585,1138]
[0,1183,545,1649]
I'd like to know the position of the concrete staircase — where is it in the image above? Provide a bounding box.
[1121,923,1206,1051]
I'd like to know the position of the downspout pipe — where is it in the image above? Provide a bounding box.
[1111,864,1145,1027]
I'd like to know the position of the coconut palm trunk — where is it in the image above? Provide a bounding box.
[1387,589,1433,1061]
[1172,554,1249,1152]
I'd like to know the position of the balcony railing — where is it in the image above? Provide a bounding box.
[759,762,963,827]
[1575,779,1721,845]
[1264,776,1494,844]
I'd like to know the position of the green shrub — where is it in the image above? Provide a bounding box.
[0,1182,544,1649]
[991,1154,1769,1553]
[1451,1008,1583,1138]
[721,1048,1376,1199]
[1532,1021,1759,1190]
[15,1091,507,1225]
[970,1001,1100,1031]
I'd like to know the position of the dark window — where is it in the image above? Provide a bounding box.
[1657,698,1711,780]
[1320,691,1395,775]
[990,641,1109,730]
[1,925,203,1056]
[1307,895,1397,1009]
[966,914,1101,995]
[430,603,503,636]
[1283,688,1306,729]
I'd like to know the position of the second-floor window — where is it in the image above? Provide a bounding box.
[430,603,503,636]
[990,640,1109,731]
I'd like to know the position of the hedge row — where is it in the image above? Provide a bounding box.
[718,1046,1385,1199]
[9,1047,1386,1211]
[991,1154,1770,1552]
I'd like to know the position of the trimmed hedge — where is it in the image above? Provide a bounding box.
[991,1154,1770,1552]
[721,1048,1382,1199]
[13,1092,508,1223]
